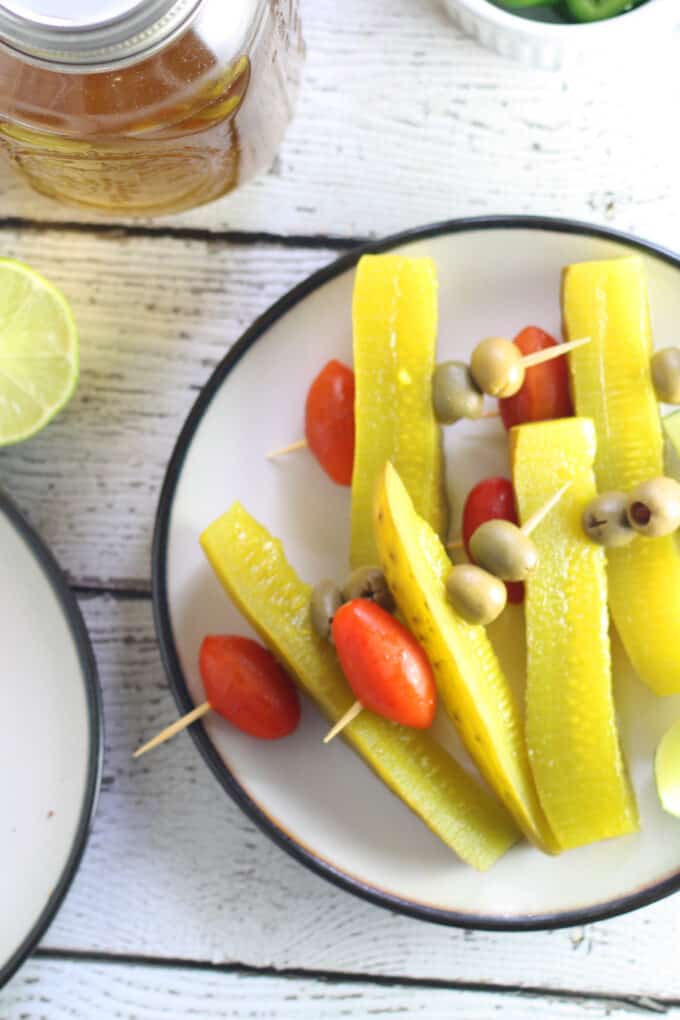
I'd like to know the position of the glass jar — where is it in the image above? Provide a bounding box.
[0,1,304,215]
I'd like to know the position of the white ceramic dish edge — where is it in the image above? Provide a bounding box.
[443,0,679,69]
[152,214,680,932]
[0,488,102,988]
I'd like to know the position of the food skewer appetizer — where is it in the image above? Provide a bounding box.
[140,249,680,873]
[200,502,519,870]
[445,483,570,626]
[323,600,436,744]
[375,462,559,852]
[564,255,680,695]
[350,255,448,566]
[512,417,638,848]
[268,329,588,480]
[133,635,301,758]
[267,359,355,484]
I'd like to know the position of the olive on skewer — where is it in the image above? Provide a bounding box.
[582,492,635,548]
[445,564,508,626]
[432,361,485,424]
[582,476,680,545]
[446,482,571,625]
[626,476,680,538]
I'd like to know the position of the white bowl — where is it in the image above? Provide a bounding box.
[444,0,679,69]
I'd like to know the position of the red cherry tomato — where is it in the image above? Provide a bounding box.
[200,635,301,740]
[331,600,436,728]
[462,477,524,605]
[499,326,573,431]
[304,359,355,486]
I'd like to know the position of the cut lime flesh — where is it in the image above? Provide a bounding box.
[0,258,79,446]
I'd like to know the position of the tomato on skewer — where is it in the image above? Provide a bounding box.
[304,359,355,485]
[499,326,573,430]
[331,600,436,728]
[462,477,524,605]
[200,635,301,739]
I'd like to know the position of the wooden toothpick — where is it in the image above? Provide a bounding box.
[267,438,308,460]
[521,336,591,371]
[447,482,571,554]
[323,700,363,744]
[521,482,572,537]
[133,702,212,759]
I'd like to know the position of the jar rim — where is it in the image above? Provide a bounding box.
[0,0,204,70]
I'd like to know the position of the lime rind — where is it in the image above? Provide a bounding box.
[655,717,680,818]
[0,257,79,446]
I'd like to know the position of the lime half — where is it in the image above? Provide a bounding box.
[0,258,78,447]
[655,717,680,818]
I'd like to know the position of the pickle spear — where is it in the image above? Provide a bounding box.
[564,255,680,695]
[374,462,558,853]
[351,254,447,567]
[201,504,519,869]
[511,418,638,850]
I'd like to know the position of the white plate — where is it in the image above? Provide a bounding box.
[153,216,680,930]
[0,490,101,984]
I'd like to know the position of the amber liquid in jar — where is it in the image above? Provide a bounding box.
[0,1,303,215]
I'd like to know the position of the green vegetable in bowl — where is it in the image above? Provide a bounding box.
[565,0,637,20]
[494,0,646,21]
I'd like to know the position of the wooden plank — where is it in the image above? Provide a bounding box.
[3,956,674,1019]
[0,230,338,588]
[35,592,680,1001]
[1,0,678,245]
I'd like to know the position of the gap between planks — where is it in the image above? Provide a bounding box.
[29,948,672,1014]
[0,215,365,252]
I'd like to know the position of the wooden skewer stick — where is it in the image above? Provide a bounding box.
[521,336,591,371]
[133,701,212,759]
[323,700,363,744]
[267,406,500,463]
[267,437,308,460]
[521,482,572,537]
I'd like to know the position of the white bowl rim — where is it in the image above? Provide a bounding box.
[152,213,680,933]
[451,0,675,36]
[0,487,102,988]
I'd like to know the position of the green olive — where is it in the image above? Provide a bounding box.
[582,491,635,548]
[445,564,507,626]
[432,361,484,424]
[310,580,343,640]
[341,565,394,611]
[469,519,538,581]
[651,347,680,404]
[626,476,680,537]
[470,336,526,399]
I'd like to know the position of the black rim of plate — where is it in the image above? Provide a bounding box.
[152,213,680,933]
[0,488,102,987]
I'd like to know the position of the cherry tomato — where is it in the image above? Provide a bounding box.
[462,477,524,605]
[499,326,573,431]
[200,635,300,740]
[305,359,355,486]
[331,600,436,728]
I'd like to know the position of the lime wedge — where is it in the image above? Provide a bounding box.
[655,717,680,817]
[0,258,78,447]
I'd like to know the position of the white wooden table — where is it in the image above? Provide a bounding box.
[3,2,680,1016]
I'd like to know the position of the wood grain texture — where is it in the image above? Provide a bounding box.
[3,957,675,1020]
[0,231,338,588]
[1,0,679,246]
[31,592,680,1001]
